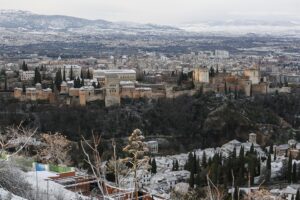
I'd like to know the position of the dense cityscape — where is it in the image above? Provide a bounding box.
[1,1,300,200]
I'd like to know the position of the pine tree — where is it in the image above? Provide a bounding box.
[293,162,297,183]
[151,158,157,174]
[288,153,293,183]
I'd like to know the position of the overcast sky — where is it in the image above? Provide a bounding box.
[1,0,300,25]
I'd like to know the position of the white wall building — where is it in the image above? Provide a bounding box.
[20,70,35,81]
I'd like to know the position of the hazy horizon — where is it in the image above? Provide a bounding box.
[1,0,300,25]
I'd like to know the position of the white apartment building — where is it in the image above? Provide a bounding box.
[20,70,35,81]
[215,50,230,59]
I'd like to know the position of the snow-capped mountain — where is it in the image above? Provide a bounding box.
[0,10,182,35]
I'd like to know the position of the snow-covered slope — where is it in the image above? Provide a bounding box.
[0,10,182,35]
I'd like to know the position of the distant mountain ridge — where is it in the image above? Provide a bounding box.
[0,9,181,34]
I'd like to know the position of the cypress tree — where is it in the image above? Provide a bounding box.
[296,190,300,200]
[151,158,157,174]
[266,153,271,182]
[70,66,73,80]
[34,67,41,84]
[148,158,151,172]
[269,143,274,154]
[175,160,179,171]
[233,186,239,200]
[4,75,7,91]
[195,168,201,187]
[274,149,277,161]
[189,167,195,188]
[293,162,297,183]
[22,84,26,93]
[193,153,197,173]
[80,69,84,79]
[288,154,293,183]
[250,143,254,154]
[224,81,228,94]
[202,151,207,168]
[81,78,84,87]
[22,61,28,71]
[54,69,62,90]
[63,66,66,81]
[87,69,91,79]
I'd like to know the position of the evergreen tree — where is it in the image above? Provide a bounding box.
[148,158,152,172]
[70,66,74,80]
[87,69,91,79]
[80,69,84,79]
[274,149,277,161]
[296,190,300,200]
[34,67,42,84]
[151,158,157,174]
[202,151,207,168]
[175,160,179,171]
[22,84,26,93]
[63,66,66,81]
[81,78,84,87]
[195,168,201,187]
[22,61,28,71]
[209,66,215,77]
[189,167,195,188]
[234,87,238,99]
[266,153,271,182]
[249,143,254,154]
[4,75,7,91]
[55,69,62,90]
[232,147,237,160]
[288,154,293,183]
[269,143,274,154]
[50,82,54,92]
[293,162,297,183]
[224,81,228,95]
[233,186,239,200]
